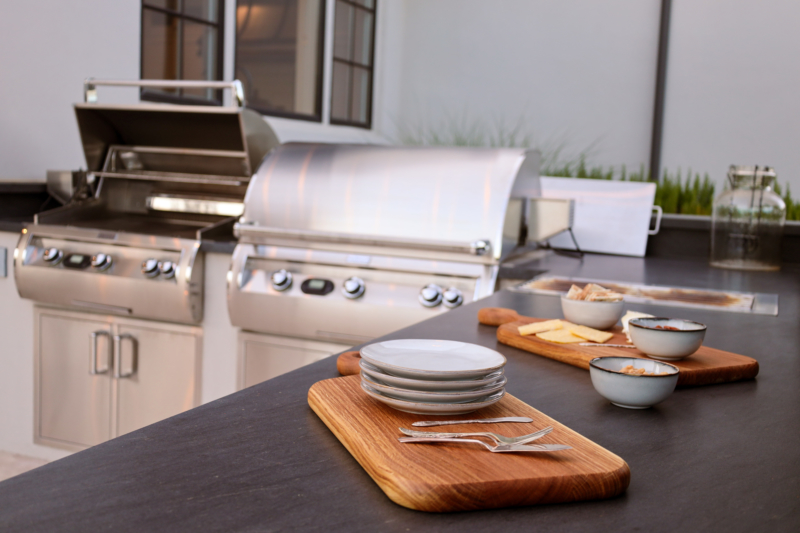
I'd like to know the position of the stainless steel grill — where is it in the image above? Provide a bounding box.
[15,80,279,324]
[227,143,543,360]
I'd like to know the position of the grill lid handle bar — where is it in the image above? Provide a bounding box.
[83,78,246,108]
[234,224,492,257]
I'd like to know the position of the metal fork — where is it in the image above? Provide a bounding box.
[398,437,571,453]
[399,426,553,446]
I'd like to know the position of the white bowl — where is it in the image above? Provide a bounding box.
[589,357,679,409]
[629,317,707,360]
[560,296,624,330]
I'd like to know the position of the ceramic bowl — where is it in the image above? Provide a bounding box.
[560,296,624,330]
[589,356,679,409]
[628,317,706,360]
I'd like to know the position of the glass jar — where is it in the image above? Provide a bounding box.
[710,165,786,271]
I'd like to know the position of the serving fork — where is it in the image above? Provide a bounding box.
[398,437,571,453]
[399,426,553,446]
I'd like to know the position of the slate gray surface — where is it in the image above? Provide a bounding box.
[1,254,798,532]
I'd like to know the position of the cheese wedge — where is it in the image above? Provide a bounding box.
[518,319,564,336]
[536,329,585,344]
[567,324,614,344]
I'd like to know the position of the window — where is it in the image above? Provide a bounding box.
[330,0,375,128]
[235,0,376,128]
[141,1,225,105]
[235,0,326,120]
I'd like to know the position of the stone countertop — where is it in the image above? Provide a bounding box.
[0,254,798,532]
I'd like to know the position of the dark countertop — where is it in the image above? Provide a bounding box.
[1,254,798,532]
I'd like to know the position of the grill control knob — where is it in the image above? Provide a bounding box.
[270,269,293,291]
[43,247,63,264]
[419,284,443,307]
[443,287,464,308]
[342,277,365,299]
[159,261,176,279]
[142,258,160,278]
[91,253,113,271]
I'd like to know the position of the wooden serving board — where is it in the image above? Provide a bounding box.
[491,314,759,387]
[308,375,630,512]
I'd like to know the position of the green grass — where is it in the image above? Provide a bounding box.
[547,159,798,221]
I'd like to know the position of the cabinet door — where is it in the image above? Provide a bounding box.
[114,323,200,437]
[37,311,113,448]
[240,333,349,389]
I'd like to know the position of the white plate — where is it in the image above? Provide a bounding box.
[360,339,506,380]
[360,373,507,403]
[359,360,505,391]
[360,381,505,415]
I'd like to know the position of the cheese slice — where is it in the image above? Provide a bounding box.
[518,319,564,336]
[567,325,614,344]
[536,329,585,344]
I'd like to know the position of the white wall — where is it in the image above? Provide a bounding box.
[661,0,800,191]
[374,0,662,172]
[0,0,141,181]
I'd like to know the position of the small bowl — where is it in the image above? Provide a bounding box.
[560,296,624,330]
[589,356,679,409]
[629,317,706,360]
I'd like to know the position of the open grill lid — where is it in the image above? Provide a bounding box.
[71,79,280,220]
[235,143,540,262]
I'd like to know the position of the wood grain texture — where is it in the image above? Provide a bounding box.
[496,317,759,387]
[308,375,630,512]
[336,351,361,376]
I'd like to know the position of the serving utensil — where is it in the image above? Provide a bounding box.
[412,416,532,427]
[399,426,552,445]
[398,437,571,453]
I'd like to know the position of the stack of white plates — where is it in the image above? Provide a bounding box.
[359,339,508,415]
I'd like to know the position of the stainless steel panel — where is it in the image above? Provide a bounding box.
[0,246,5,277]
[74,103,278,175]
[238,332,348,390]
[114,321,201,437]
[227,244,487,339]
[239,144,540,261]
[36,309,113,449]
[15,226,204,324]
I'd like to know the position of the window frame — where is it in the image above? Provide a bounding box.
[140,1,227,106]
[329,0,376,129]
[234,0,327,122]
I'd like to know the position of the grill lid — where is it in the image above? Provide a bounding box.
[236,143,540,261]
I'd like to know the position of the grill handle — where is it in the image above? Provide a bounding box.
[84,78,245,107]
[234,224,493,258]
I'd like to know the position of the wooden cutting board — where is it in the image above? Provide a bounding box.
[479,308,759,387]
[308,375,630,512]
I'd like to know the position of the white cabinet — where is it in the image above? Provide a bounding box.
[35,307,201,451]
[238,331,348,389]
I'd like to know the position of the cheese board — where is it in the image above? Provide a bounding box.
[479,307,759,387]
[309,375,630,512]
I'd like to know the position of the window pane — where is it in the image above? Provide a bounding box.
[144,0,181,12]
[236,0,323,117]
[142,9,180,95]
[330,61,350,120]
[182,21,218,100]
[333,0,353,61]
[352,8,372,66]
[184,0,218,22]
[350,66,370,124]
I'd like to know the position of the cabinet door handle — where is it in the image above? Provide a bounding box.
[113,334,138,379]
[89,331,111,375]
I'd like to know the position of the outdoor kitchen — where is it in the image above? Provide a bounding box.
[0,1,798,532]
